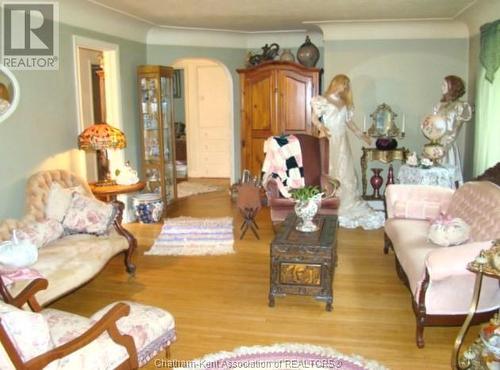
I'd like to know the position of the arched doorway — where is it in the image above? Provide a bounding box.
[171,58,234,185]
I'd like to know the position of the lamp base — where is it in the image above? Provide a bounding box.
[96,149,115,186]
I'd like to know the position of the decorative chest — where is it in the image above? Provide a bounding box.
[269,213,338,311]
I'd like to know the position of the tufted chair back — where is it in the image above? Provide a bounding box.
[446,181,500,242]
[0,170,93,242]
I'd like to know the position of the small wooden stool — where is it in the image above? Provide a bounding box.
[236,183,261,240]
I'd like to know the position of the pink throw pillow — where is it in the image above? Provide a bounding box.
[393,200,442,220]
[62,193,116,235]
[17,219,64,248]
[428,213,471,247]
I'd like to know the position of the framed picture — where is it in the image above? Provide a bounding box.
[173,69,182,98]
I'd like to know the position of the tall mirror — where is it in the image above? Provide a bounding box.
[0,65,20,123]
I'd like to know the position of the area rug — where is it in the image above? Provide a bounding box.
[145,217,234,256]
[177,343,388,370]
[177,181,222,198]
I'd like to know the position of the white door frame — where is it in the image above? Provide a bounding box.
[72,35,125,180]
[172,58,235,183]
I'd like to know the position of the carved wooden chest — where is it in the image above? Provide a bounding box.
[269,213,338,311]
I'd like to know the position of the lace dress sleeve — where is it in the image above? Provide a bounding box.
[311,96,328,118]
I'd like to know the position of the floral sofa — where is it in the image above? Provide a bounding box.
[0,170,136,306]
[384,181,500,347]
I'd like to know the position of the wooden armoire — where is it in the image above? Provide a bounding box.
[237,61,321,176]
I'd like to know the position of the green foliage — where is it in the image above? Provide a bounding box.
[290,186,321,202]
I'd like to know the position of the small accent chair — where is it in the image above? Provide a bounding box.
[264,134,340,225]
[0,278,175,369]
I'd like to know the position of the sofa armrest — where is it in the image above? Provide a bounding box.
[385,184,455,219]
[111,201,137,275]
[23,303,138,370]
[425,240,493,282]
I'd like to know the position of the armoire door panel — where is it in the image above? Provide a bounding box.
[250,137,267,176]
[278,70,313,134]
[238,62,320,175]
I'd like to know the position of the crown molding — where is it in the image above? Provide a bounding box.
[315,20,469,40]
[147,27,323,49]
[456,0,500,36]
[60,0,151,43]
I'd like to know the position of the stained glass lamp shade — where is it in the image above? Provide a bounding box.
[78,122,126,185]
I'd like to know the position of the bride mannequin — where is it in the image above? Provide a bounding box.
[311,74,385,230]
[433,75,472,185]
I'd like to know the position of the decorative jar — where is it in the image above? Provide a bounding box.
[297,36,320,68]
[133,193,164,223]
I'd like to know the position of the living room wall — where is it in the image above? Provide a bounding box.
[0,23,146,219]
[320,27,469,184]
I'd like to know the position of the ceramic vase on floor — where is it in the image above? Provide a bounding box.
[370,168,384,199]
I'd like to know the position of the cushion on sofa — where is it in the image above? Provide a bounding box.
[17,219,64,248]
[45,183,84,223]
[5,230,128,306]
[445,181,500,241]
[385,218,440,296]
[63,193,116,235]
[393,200,442,220]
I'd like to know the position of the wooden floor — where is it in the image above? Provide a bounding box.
[50,187,475,370]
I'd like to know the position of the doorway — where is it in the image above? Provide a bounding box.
[73,36,124,182]
[171,58,233,189]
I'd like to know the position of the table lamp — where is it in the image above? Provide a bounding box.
[78,122,126,186]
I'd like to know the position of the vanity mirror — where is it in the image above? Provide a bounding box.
[0,65,20,123]
[366,103,404,138]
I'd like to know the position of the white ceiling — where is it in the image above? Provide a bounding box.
[90,0,476,32]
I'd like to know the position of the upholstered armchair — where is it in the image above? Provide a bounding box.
[264,134,340,225]
[0,278,175,369]
[384,181,500,347]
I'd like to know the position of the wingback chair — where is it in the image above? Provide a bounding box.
[264,134,340,225]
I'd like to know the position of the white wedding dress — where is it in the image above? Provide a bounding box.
[311,96,385,230]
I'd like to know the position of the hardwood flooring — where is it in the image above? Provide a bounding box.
[50,188,476,369]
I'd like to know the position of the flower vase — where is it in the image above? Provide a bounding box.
[370,168,384,199]
[294,194,322,232]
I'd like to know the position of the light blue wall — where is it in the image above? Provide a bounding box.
[0,24,146,219]
[322,38,469,186]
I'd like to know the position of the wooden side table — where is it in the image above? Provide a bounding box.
[452,241,500,370]
[269,213,338,311]
[360,147,409,199]
[89,182,146,202]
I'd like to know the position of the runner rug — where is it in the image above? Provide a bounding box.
[177,181,222,198]
[145,217,234,256]
[175,343,388,370]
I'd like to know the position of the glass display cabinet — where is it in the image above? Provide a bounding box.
[138,65,177,207]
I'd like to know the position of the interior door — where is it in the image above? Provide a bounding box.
[193,63,231,178]
[278,69,314,134]
[243,69,277,176]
